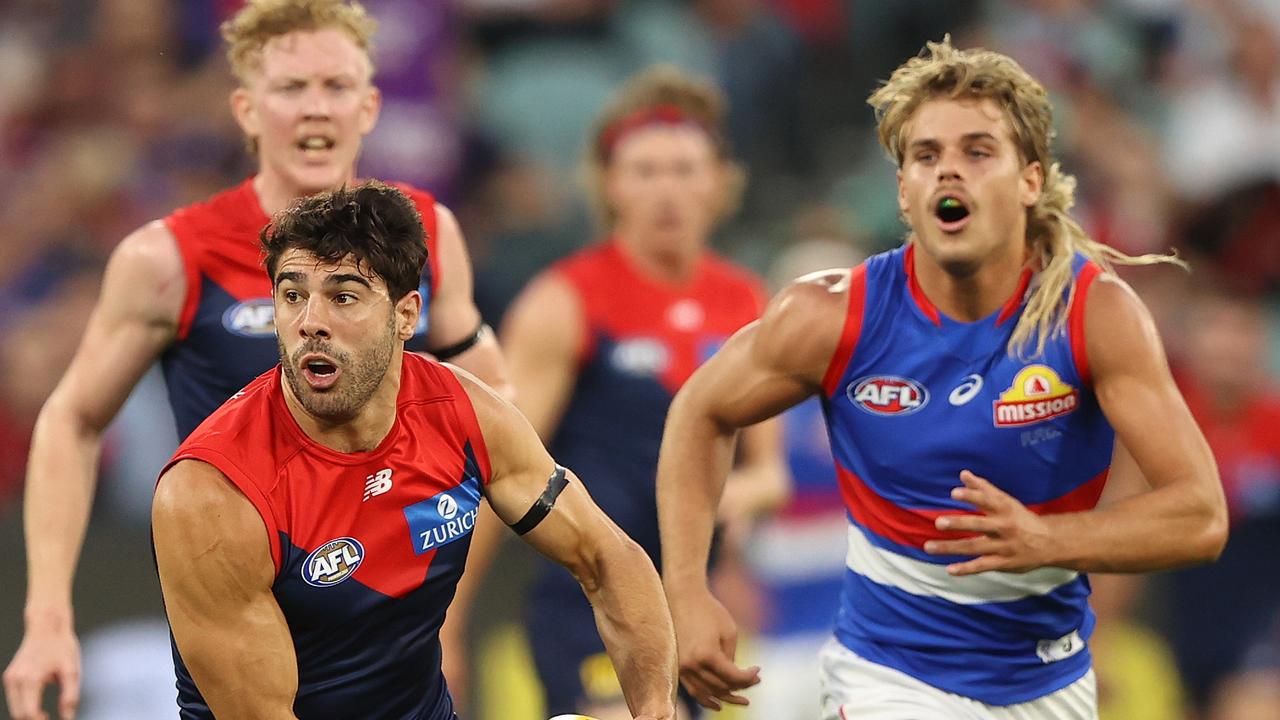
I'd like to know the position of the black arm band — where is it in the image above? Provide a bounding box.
[509,465,569,536]
[430,321,489,361]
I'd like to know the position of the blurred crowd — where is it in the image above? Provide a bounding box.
[1,0,1278,719]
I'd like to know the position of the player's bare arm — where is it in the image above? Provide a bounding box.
[655,270,849,710]
[499,271,584,437]
[425,204,511,398]
[437,268,584,707]
[153,460,298,719]
[927,275,1228,574]
[451,366,676,720]
[4,221,184,720]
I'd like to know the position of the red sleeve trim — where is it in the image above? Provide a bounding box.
[159,447,282,575]
[163,217,203,341]
[821,264,867,397]
[1068,262,1102,387]
[436,365,494,486]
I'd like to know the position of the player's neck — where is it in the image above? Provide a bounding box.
[253,169,357,217]
[614,231,701,286]
[281,354,403,453]
[912,240,1029,322]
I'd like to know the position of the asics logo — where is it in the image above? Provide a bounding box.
[949,374,983,406]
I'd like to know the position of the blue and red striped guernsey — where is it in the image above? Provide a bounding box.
[160,177,441,439]
[162,353,489,719]
[821,243,1111,705]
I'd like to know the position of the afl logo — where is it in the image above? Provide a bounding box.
[222,298,275,337]
[848,375,929,416]
[302,537,364,587]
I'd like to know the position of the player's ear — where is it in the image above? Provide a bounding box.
[394,290,422,341]
[1020,160,1043,208]
[231,87,259,139]
[897,168,909,215]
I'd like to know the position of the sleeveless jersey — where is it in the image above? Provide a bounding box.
[162,354,489,719]
[160,177,441,439]
[534,241,765,596]
[821,243,1112,705]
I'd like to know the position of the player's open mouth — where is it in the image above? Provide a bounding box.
[297,136,336,155]
[934,195,971,232]
[300,354,342,390]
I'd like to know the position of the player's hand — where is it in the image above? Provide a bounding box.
[667,586,759,710]
[4,619,81,720]
[923,470,1056,576]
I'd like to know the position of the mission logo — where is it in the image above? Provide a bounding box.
[993,365,1079,427]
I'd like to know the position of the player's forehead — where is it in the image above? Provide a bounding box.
[904,96,1016,148]
[252,27,371,84]
[612,124,717,166]
[275,248,385,288]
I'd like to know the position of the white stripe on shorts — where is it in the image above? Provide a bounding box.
[818,638,1098,720]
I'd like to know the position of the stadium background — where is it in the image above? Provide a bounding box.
[1,0,1278,718]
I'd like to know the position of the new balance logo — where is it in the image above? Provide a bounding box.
[363,468,393,501]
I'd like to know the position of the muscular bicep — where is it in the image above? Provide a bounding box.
[499,272,582,438]
[1087,276,1219,496]
[675,275,848,431]
[50,222,182,431]
[153,461,297,719]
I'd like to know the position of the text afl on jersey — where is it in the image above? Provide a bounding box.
[402,475,483,554]
[848,375,930,416]
[221,298,276,337]
[303,537,365,587]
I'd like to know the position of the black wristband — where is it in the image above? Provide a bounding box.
[509,465,569,536]
[431,321,488,361]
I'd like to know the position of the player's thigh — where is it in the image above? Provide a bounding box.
[817,638,971,720]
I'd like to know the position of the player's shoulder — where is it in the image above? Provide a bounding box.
[386,180,439,215]
[164,178,256,227]
[182,369,282,454]
[700,251,766,296]
[752,267,858,378]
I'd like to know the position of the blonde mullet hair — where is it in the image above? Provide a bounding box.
[869,36,1185,358]
[221,0,377,85]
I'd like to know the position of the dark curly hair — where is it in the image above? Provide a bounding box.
[260,181,427,301]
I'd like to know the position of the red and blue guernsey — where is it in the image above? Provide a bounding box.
[821,243,1112,705]
[543,240,764,566]
[162,353,488,719]
[160,177,441,439]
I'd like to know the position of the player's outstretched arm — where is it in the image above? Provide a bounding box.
[928,275,1228,575]
[450,367,675,720]
[425,204,512,399]
[153,460,298,720]
[4,221,183,720]
[655,272,850,710]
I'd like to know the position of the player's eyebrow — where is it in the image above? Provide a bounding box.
[907,132,1000,152]
[273,271,373,290]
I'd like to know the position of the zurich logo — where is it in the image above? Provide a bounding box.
[437,494,459,520]
[302,537,364,587]
[404,476,483,554]
[221,298,275,337]
[949,374,984,406]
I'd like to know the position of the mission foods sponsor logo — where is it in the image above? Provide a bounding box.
[847,375,929,416]
[221,298,275,336]
[993,365,1079,427]
[302,537,365,587]
[403,475,483,554]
